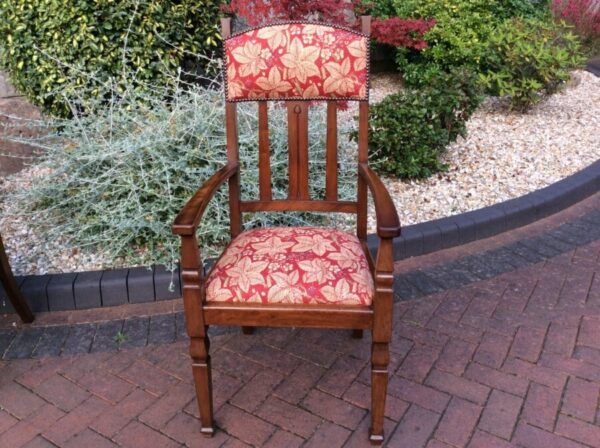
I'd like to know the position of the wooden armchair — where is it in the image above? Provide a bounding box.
[172,16,400,444]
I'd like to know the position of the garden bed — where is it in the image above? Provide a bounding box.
[0,70,598,276]
[367,70,600,232]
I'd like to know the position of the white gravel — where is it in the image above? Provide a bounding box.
[367,70,600,230]
[0,175,117,276]
[1,70,598,275]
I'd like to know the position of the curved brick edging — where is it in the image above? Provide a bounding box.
[587,55,600,77]
[1,201,600,359]
[1,160,599,314]
[0,265,181,314]
[1,64,597,315]
[367,159,600,260]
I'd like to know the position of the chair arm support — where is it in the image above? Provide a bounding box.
[358,163,401,239]
[172,162,239,236]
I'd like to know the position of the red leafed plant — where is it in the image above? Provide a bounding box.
[371,17,435,50]
[552,0,600,37]
[222,0,364,28]
[222,0,434,50]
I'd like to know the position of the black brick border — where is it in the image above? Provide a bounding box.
[367,159,600,260]
[1,265,181,313]
[1,160,599,314]
[2,205,600,360]
[2,207,600,360]
[588,56,600,77]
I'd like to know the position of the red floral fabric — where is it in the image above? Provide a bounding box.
[224,23,369,101]
[206,227,374,306]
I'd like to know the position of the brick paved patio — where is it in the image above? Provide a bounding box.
[1,194,600,447]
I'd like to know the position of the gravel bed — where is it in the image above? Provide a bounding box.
[0,175,118,276]
[367,70,600,231]
[1,70,598,276]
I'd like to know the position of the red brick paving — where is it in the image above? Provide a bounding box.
[2,198,600,446]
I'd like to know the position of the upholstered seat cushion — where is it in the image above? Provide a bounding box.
[205,227,374,306]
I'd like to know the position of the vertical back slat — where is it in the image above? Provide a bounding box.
[287,102,310,200]
[223,20,371,218]
[226,106,242,239]
[258,102,272,201]
[357,102,369,164]
[356,101,369,239]
[298,103,309,200]
[357,16,371,239]
[325,101,338,201]
[222,18,242,237]
[287,104,299,200]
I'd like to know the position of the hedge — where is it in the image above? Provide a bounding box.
[0,0,222,117]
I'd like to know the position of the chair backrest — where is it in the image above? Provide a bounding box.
[221,17,372,240]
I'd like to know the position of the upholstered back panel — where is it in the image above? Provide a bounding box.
[224,23,369,102]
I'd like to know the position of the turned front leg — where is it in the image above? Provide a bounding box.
[190,335,214,436]
[370,341,389,444]
[180,234,215,436]
[370,238,394,444]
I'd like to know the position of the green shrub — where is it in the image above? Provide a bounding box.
[385,0,550,84]
[480,17,585,111]
[0,0,222,117]
[391,0,496,82]
[363,0,396,18]
[0,76,358,268]
[490,0,551,19]
[366,68,482,179]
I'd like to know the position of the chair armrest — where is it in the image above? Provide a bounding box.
[358,163,401,239]
[172,162,239,236]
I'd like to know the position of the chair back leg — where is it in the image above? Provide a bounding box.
[0,235,34,323]
[190,335,215,436]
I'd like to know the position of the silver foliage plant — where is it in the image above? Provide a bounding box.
[4,70,359,269]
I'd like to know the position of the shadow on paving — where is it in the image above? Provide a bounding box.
[0,231,599,446]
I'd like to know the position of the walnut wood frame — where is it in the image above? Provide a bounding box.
[0,235,34,323]
[172,16,400,445]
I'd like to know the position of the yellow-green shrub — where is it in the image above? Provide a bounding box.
[481,17,585,110]
[386,0,549,85]
[0,0,222,117]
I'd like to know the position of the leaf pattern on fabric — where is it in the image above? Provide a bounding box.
[205,227,373,305]
[256,25,288,49]
[321,278,360,305]
[224,23,368,101]
[280,38,320,83]
[230,40,268,77]
[256,67,293,98]
[225,257,269,292]
[323,59,355,95]
[206,278,231,302]
[268,271,305,303]
[298,258,335,284]
[327,246,360,270]
[291,234,336,256]
[348,39,367,72]
[251,234,295,255]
